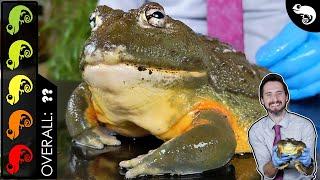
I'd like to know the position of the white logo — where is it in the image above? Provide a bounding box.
[292,4,317,25]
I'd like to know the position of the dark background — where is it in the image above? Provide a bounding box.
[286,0,320,32]
[1,1,38,177]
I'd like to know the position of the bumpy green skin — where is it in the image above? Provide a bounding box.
[136,111,236,175]
[82,5,267,97]
[66,2,268,177]
[66,83,93,137]
[67,87,237,174]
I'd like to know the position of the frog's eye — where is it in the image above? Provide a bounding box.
[145,8,166,28]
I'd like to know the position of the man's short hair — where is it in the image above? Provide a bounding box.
[259,73,289,99]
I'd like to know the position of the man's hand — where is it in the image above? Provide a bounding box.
[272,146,291,168]
[256,22,320,100]
[296,148,312,167]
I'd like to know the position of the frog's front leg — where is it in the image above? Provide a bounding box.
[120,110,236,178]
[66,83,120,149]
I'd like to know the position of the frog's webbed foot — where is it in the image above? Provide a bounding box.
[294,161,313,175]
[120,110,236,178]
[278,163,289,170]
[73,126,121,149]
[294,161,305,174]
[66,83,121,150]
[119,149,155,168]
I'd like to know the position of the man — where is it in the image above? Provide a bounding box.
[249,73,316,179]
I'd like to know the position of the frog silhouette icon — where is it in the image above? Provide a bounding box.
[6,144,33,175]
[293,4,316,25]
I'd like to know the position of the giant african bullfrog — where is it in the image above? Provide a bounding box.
[276,139,311,175]
[66,2,268,178]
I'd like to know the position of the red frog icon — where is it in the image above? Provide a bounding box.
[6,144,33,175]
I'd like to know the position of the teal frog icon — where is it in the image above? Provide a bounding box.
[6,5,33,35]
[7,40,33,70]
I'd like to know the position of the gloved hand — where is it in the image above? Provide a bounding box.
[256,22,320,100]
[296,148,312,167]
[272,146,291,168]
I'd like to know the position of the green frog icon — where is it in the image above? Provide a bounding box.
[6,5,33,35]
[6,40,33,70]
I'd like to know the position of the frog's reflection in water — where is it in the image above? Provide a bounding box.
[67,135,249,179]
[69,145,123,179]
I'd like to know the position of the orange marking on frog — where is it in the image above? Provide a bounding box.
[158,100,247,152]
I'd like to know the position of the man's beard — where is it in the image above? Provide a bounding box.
[264,101,286,115]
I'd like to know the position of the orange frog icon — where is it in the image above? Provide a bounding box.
[6,110,33,140]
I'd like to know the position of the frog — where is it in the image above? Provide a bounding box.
[65,2,268,178]
[276,138,310,174]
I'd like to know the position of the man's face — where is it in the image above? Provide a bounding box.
[261,81,288,115]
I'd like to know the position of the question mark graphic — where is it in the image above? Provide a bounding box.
[42,89,53,103]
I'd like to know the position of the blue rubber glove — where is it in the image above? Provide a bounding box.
[256,22,320,100]
[272,146,291,168]
[296,148,312,167]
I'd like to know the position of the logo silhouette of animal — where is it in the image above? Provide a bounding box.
[6,5,33,35]
[6,40,33,70]
[6,110,33,140]
[6,75,33,105]
[293,4,317,25]
[6,144,33,175]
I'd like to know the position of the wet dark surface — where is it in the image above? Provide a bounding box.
[57,82,320,179]
[57,125,259,180]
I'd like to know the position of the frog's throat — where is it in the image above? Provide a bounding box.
[84,63,250,153]
[157,100,249,153]
[88,94,248,153]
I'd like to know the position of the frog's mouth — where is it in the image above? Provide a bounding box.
[83,63,206,93]
[81,42,206,72]
[82,42,207,92]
